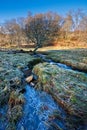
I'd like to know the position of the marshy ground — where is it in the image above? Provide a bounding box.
[0,48,87,130]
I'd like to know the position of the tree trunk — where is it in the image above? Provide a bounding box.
[33,39,41,53]
[33,46,39,54]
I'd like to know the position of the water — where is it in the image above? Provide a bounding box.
[0,105,8,130]
[17,85,66,130]
[50,62,72,70]
[36,54,87,76]
[35,54,73,70]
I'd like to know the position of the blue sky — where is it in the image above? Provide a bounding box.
[0,0,87,23]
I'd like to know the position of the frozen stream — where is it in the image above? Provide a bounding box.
[17,85,66,130]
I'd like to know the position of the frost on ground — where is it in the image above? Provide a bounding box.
[0,51,35,130]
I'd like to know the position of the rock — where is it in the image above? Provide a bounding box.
[30,82,35,87]
[25,75,33,83]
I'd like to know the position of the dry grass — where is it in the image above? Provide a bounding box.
[1,41,87,52]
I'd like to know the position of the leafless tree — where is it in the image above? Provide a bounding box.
[78,15,87,42]
[25,12,61,52]
[61,13,73,39]
[4,18,26,48]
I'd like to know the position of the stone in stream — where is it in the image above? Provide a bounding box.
[30,82,35,87]
[25,73,38,83]
[25,75,33,83]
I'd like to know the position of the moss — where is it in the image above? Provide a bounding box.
[70,96,77,104]
[42,75,49,84]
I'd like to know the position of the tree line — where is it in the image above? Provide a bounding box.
[0,9,87,52]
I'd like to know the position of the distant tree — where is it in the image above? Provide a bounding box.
[4,19,19,47]
[60,9,86,42]
[78,15,87,42]
[4,18,26,48]
[25,12,61,52]
[61,13,74,39]
[72,9,85,31]
[71,9,87,42]
[17,17,27,44]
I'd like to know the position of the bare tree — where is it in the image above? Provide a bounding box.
[4,19,24,48]
[61,13,73,39]
[4,19,18,46]
[25,12,61,52]
[72,9,85,31]
[60,9,86,43]
[78,15,87,42]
